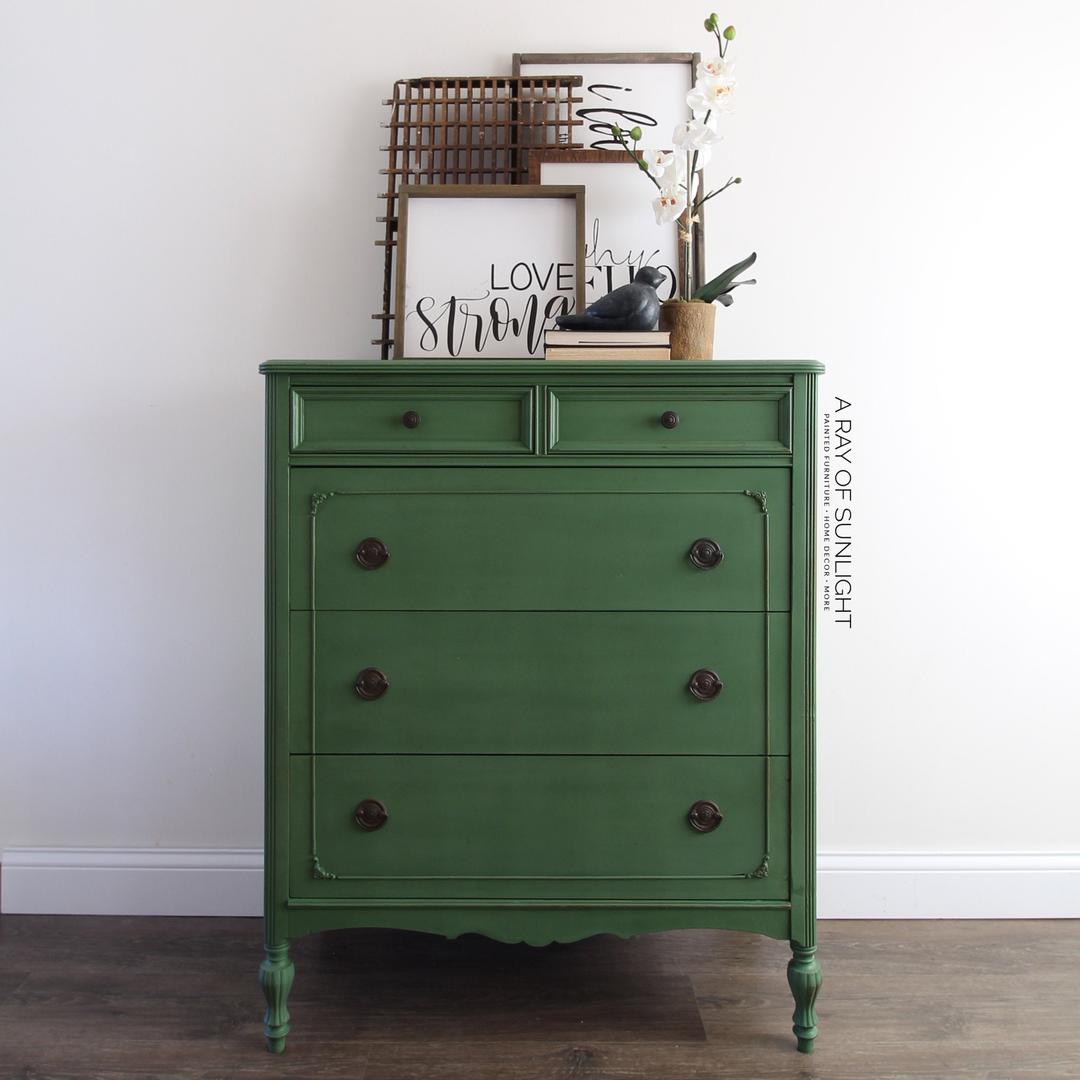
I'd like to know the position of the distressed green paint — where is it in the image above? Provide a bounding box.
[262,359,822,1053]
[289,611,791,756]
[258,943,293,1054]
[548,386,792,454]
[289,754,788,899]
[787,944,823,1053]
[295,484,791,612]
[291,385,535,454]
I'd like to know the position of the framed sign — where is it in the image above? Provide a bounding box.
[513,53,704,283]
[529,149,687,304]
[513,53,697,153]
[394,185,585,359]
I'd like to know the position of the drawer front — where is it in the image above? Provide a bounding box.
[290,754,789,900]
[548,388,791,454]
[291,386,534,454]
[291,611,790,755]
[297,483,789,611]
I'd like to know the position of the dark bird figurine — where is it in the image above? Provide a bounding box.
[555,266,664,332]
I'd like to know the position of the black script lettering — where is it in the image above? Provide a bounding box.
[488,296,519,343]
[415,296,441,352]
[579,99,661,150]
[537,294,573,352]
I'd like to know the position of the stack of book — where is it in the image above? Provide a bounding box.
[544,330,671,360]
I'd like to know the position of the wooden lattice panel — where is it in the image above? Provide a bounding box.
[373,75,584,356]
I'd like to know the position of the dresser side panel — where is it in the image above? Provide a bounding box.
[788,372,818,948]
[264,372,292,944]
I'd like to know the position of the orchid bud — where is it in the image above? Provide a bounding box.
[734,176,742,183]
[629,126,643,142]
[723,25,736,40]
[704,16,715,31]
[611,123,622,138]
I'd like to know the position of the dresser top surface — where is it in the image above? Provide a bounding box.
[260,358,825,376]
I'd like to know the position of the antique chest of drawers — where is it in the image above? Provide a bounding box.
[259,359,823,1053]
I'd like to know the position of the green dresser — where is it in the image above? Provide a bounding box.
[260,359,823,1053]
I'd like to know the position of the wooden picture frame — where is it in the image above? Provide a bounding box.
[372,75,585,358]
[513,53,705,287]
[528,149,688,304]
[394,185,586,359]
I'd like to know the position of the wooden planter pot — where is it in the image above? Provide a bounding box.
[659,300,716,360]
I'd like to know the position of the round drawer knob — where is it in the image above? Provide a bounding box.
[354,667,390,700]
[689,538,724,569]
[354,537,389,570]
[660,410,680,430]
[402,410,421,429]
[354,798,389,831]
[688,800,724,833]
[688,668,724,701]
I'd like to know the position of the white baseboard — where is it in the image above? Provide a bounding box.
[0,848,263,917]
[818,853,1080,918]
[3,848,1079,919]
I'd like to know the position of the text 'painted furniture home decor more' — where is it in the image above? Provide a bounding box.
[260,359,823,1053]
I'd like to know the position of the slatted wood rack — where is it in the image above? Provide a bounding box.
[373,75,584,356]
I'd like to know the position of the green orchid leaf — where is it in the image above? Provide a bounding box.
[692,251,757,302]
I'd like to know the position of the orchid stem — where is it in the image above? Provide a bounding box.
[612,128,663,192]
[692,175,738,212]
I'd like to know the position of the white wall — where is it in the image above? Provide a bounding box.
[2,1,1078,901]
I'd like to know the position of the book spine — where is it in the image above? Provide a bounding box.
[544,348,672,360]
[544,335,671,346]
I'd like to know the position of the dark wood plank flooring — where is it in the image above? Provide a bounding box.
[1,917,1078,1078]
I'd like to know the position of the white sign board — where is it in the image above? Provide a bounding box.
[517,58,694,153]
[396,188,584,358]
[536,158,680,304]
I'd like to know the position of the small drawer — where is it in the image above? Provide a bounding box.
[291,386,534,454]
[547,387,791,454]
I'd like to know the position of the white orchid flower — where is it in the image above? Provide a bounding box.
[687,67,737,118]
[672,119,723,169]
[652,183,686,225]
[643,148,675,179]
[696,56,733,83]
[642,148,685,188]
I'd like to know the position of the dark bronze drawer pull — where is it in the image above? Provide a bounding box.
[354,537,389,570]
[688,800,724,833]
[688,669,724,701]
[689,538,724,569]
[402,410,421,429]
[354,798,389,831]
[660,410,680,430]
[354,667,390,700]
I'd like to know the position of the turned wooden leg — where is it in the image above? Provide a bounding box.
[787,943,822,1053]
[259,942,294,1053]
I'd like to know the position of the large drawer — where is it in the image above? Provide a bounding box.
[290,611,790,755]
[548,387,791,454]
[290,754,789,901]
[290,386,535,454]
[294,482,790,611]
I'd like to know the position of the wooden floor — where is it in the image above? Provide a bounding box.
[0,917,1077,1079]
